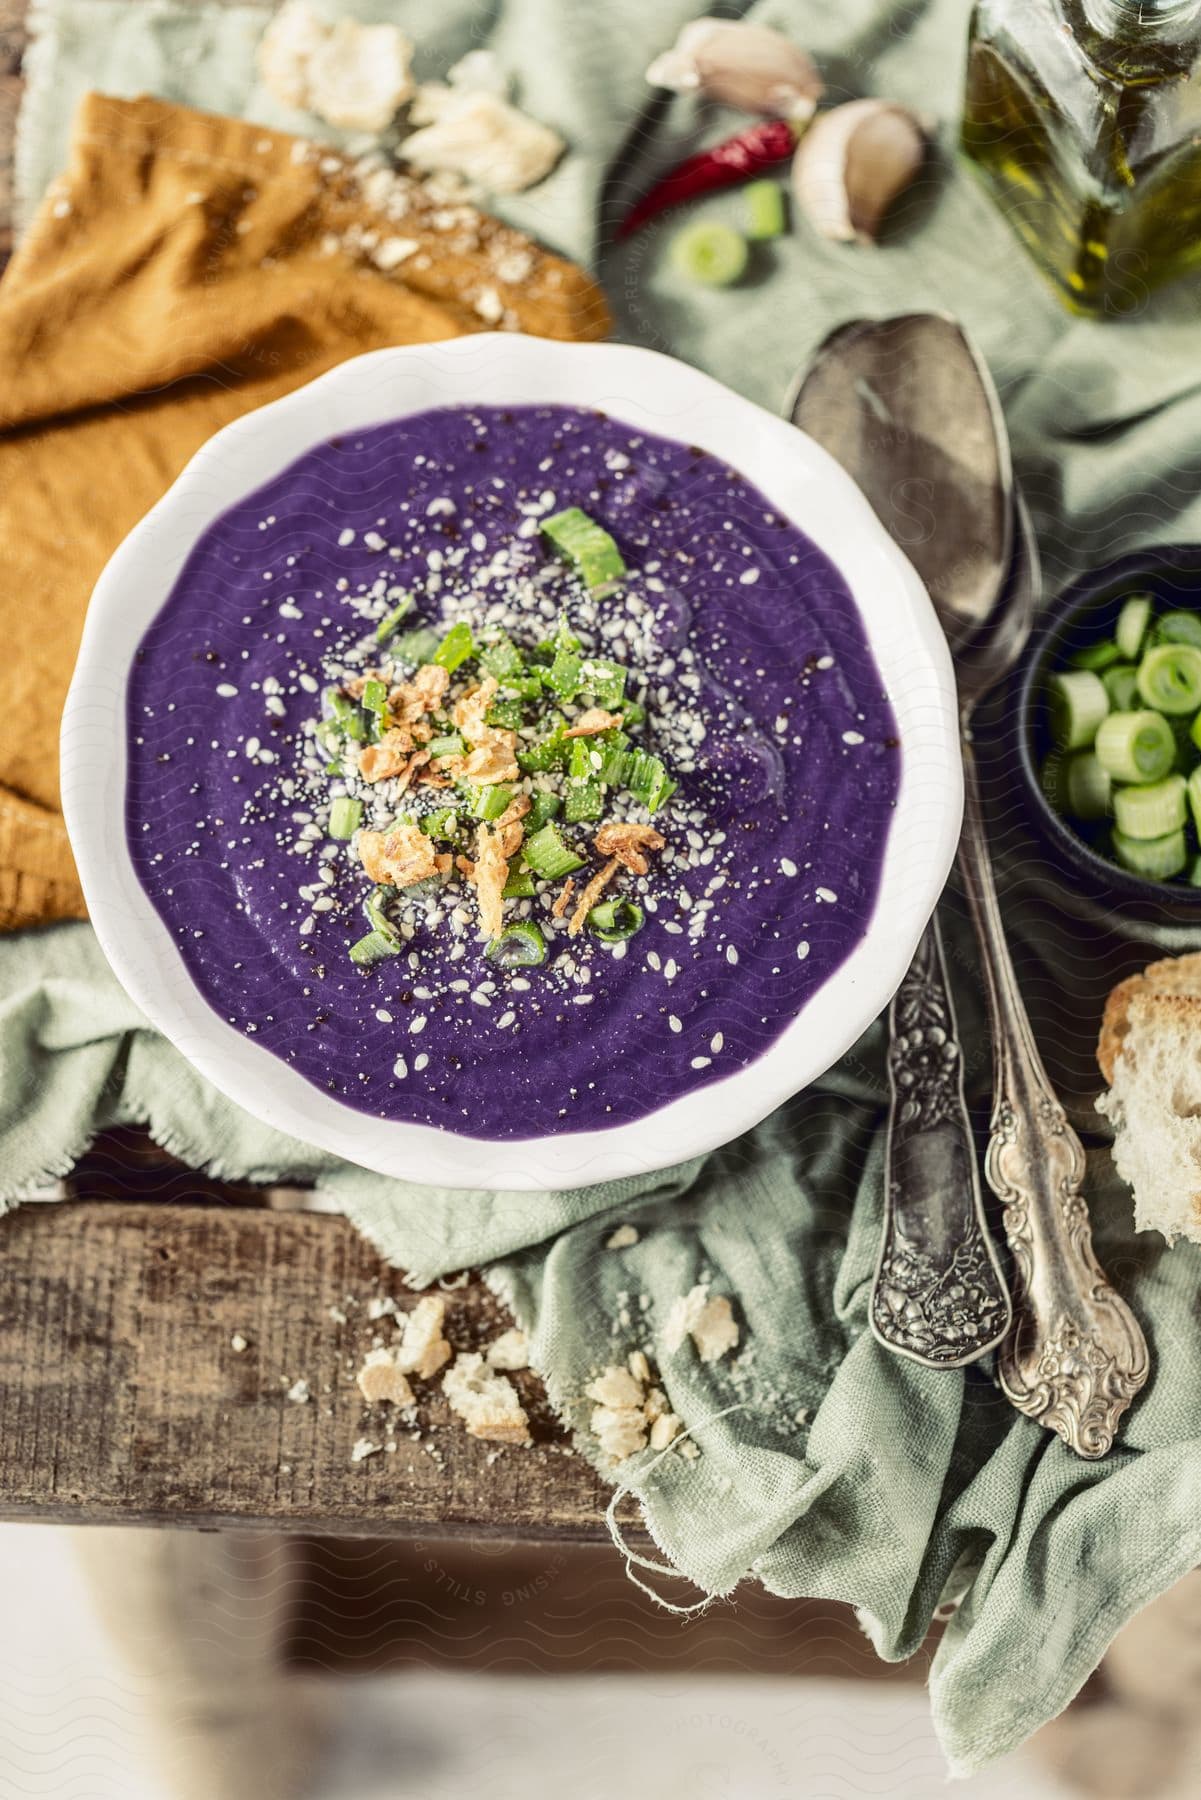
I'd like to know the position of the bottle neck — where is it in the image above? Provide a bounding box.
[1064,0,1201,79]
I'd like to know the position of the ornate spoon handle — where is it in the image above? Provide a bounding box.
[874,917,1011,1367]
[958,744,1149,1457]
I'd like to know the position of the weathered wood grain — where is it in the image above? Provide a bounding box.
[0,1198,637,1539]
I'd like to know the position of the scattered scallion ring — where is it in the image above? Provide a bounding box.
[486,922,547,969]
[587,899,645,943]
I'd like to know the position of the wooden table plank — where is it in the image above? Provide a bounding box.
[0,1198,636,1539]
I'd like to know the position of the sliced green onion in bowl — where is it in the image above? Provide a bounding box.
[328,795,363,839]
[1116,594,1152,662]
[1111,826,1188,880]
[1048,670,1109,749]
[587,899,645,942]
[1094,710,1175,784]
[486,921,547,969]
[1153,610,1201,648]
[1112,773,1186,840]
[1070,639,1122,672]
[1064,752,1112,820]
[1101,664,1139,710]
[1136,643,1201,714]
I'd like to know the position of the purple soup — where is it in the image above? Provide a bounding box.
[126,403,900,1140]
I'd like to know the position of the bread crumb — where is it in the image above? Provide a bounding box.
[351,1437,381,1463]
[627,1348,651,1386]
[258,0,415,132]
[356,1347,415,1407]
[442,1353,531,1444]
[585,1365,644,1410]
[649,1412,683,1451]
[230,1332,249,1353]
[679,1440,701,1461]
[395,1295,453,1379]
[663,1283,740,1363]
[285,1378,311,1404]
[485,1327,529,1371]
[592,1404,648,1461]
[606,1224,639,1250]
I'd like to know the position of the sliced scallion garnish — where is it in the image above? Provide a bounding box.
[1115,594,1152,662]
[486,921,547,968]
[1094,710,1176,784]
[1111,826,1188,880]
[362,678,389,737]
[503,863,536,899]
[393,625,440,666]
[427,732,465,759]
[474,784,513,822]
[1137,643,1201,714]
[328,795,363,839]
[433,621,476,674]
[540,507,626,594]
[376,594,413,642]
[523,822,586,880]
[1154,611,1201,649]
[527,791,562,832]
[364,885,402,944]
[327,687,366,742]
[587,899,644,942]
[349,928,400,967]
[1112,773,1186,840]
[479,634,525,680]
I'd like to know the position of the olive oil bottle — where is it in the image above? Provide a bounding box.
[962,0,1201,313]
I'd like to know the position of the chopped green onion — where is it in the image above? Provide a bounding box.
[545,645,583,699]
[326,688,366,741]
[1116,594,1152,661]
[349,928,400,967]
[420,807,460,839]
[587,899,645,942]
[364,885,401,944]
[527,790,562,832]
[473,784,513,822]
[1048,670,1109,749]
[1154,610,1201,649]
[540,508,626,594]
[433,621,475,673]
[1094,710,1176,783]
[671,219,749,287]
[427,732,465,759]
[1189,853,1201,887]
[328,795,363,839]
[362,678,389,737]
[479,635,525,680]
[486,921,547,969]
[1188,765,1201,837]
[1065,753,1112,820]
[503,862,536,899]
[745,178,787,240]
[579,658,627,709]
[564,780,604,823]
[375,594,414,642]
[523,822,586,880]
[393,626,440,666]
[486,697,524,731]
[1070,639,1121,672]
[1102,664,1139,710]
[518,725,570,774]
[1112,773,1186,839]
[1137,643,1201,714]
[504,672,545,701]
[596,731,631,787]
[625,747,676,813]
[1111,826,1188,880]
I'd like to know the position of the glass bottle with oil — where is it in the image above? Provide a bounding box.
[962,0,1201,314]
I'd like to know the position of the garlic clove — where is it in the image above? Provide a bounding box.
[792,99,928,245]
[646,18,823,122]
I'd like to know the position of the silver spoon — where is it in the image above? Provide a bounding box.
[792,314,1012,1370]
[792,315,1149,1454]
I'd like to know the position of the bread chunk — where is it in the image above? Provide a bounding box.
[1096,952,1201,1243]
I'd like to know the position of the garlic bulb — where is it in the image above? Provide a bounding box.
[645,18,823,122]
[792,99,928,244]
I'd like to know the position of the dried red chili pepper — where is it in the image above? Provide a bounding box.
[616,119,797,239]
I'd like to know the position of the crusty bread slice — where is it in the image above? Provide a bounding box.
[1096,952,1201,1244]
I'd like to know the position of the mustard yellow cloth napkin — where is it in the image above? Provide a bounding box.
[0,91,609,929]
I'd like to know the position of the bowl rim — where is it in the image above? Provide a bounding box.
[61,334,962,1190]
[1016,542,1201,907]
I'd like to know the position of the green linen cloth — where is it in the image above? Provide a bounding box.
[9,0,1201,1775]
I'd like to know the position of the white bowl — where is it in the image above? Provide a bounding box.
[62,335,961,1191]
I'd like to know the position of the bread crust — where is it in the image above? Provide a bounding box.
[1096,951,1201,1084]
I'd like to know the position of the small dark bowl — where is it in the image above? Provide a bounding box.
[1015,543,1201,911]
